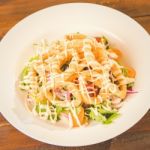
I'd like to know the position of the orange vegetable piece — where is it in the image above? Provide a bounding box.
[94,47,107,63]
[108,48,122,60]
[126,66,136,78]
[71,106,85,127]
[65,33,86,40]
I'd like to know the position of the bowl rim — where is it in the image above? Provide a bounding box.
[0,3,150,147]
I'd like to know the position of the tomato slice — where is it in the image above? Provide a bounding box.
[95,37,101,43]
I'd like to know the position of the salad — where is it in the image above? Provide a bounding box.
[19,33,136,127]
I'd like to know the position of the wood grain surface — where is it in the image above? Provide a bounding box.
[0,0,150,150]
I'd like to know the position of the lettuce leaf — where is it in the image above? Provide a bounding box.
[35,104,64,121]
[127,82,134,89]
[122,68,128,76]
[29,55,39,62]
[103,113,120,124]
[85,105,120,124]
[20,66,29,80]
[101,36,109,49]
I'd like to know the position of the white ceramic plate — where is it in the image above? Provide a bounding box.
[0,3,150,147]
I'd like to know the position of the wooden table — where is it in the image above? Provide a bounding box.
[0,0,150,150]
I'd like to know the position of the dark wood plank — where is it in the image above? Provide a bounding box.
[110,132,150,150]
[135,16,150,33]
[0,110,150,150]
[110,111,150,150]
[0,114,111,150]
[0,0,150,38]
[0,0,150,150]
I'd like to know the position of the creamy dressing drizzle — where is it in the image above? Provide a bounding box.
[19,34,136,128]
[69,102,81,127]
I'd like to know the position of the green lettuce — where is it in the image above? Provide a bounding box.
[127,82,134,89]
[35,104,64,121]
[85,104,120,124]
[29,55,39,62]
[122,68,128,76]
[20,66,30,80]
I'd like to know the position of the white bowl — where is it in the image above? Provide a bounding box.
[0,3,150,146]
